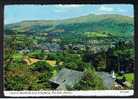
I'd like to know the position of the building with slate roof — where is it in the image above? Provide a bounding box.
[49,68,84,90]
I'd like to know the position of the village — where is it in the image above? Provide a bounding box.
[9,35,133,90]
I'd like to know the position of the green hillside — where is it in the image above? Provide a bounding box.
[5,14,134,37]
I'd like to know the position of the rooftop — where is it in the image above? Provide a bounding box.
[49,68,84,90]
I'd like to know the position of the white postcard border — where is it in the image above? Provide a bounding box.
[4,90,134,97]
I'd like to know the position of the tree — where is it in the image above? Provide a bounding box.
[73,66,106,90]
[4,32,17,71]
[82,51,94,63]
[5,75,28,90]
[29,50,47,59]
[93,51,107,71]
[31,61,54,73]
[64,62,78,70]
[47,53,58,60]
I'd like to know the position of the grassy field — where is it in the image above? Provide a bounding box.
[12,53,23,60]
[124,73,134,83]
[84,32,108,37]
[116,72,134,84]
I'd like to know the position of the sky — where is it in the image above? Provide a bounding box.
[4,4,134,24]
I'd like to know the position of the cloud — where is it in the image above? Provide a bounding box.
[98,5,114,12]
[95,5,128,15]
[54,9,65,13]
[53,4,84,13]
[55,4,84,8]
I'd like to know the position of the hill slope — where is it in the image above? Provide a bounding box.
[5,14,134,37]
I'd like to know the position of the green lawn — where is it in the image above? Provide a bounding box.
[13,53,23,60]
[124,73,134,83]
[84,32,108,37]
[116,72,134,84]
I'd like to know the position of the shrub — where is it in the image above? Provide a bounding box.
[5,75,28,90]
[31,61,53,72]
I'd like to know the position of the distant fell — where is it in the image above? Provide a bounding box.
[5,14,134,37]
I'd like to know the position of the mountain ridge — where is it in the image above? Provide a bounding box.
[5,14,133,25]
[5,14,134,37]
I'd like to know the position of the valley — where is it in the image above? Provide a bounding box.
[4,14,134,90]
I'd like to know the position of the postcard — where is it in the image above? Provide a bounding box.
[3,4,135,97]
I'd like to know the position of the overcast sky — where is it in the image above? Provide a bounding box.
[4,4,134,24]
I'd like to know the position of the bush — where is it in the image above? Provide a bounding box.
[5,75,28,90]
[47,53,59,60]
[38,72,52,83]
[64,62,78,70]
[29,50,47,59]
[31,61,54,72]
